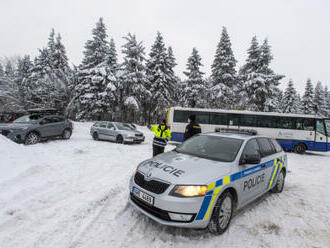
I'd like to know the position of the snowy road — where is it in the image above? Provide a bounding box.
[0,122,329,248]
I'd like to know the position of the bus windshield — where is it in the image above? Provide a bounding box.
[325,120,330,136]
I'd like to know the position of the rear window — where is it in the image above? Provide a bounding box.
[271,139,283,153]
[257,138,276,157]
[176,135,243,162]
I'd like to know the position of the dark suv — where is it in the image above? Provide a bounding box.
[0,113,73,145]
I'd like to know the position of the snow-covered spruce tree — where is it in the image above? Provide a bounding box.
[183,48,205,108]
[146,32,176,123]
[313,81,326,116]
[15,55,34,109]
[302,79,315,114]
[240,37,284,112]
[120,33,150,123]
[211,27,237,109]
[324,86,330,117]
[0,63,4,77]
[75,18,116,120]
[282,80,299,113]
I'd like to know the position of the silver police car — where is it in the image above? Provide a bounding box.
[90,121,145,144]
[129,130,287,234]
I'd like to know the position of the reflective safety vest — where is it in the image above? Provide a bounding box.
[150,124,171,147]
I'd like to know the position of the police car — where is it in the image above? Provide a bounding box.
[129,129,287,234]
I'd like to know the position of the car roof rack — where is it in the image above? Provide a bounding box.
[215,128,258,135]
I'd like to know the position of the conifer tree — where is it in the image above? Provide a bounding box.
[146,32,175,122]
[240,37,284,111]
[75,18,115,120]
[324,86,330,117]
[282,80,299,113]
[121,33,150,122]
[313,81,326,116]
[211,27,237,109]
[302,79,315,114]
[183,48,205,107]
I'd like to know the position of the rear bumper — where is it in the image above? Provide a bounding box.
[124,136,145,143]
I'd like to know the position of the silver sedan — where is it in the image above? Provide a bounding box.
[90,121,145,144]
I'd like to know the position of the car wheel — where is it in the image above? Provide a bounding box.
[208,191,233,235]
[62,129,72,139]
[294,143,306,154]
[271,170,285,193]
[116,135,124,144]
[93,132,99,140]
[25,132,40,145]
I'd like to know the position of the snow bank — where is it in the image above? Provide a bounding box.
[0,123,329,248]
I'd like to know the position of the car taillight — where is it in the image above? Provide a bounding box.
[70,122,74,128]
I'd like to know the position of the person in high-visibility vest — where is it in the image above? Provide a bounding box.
[150,119,171,157]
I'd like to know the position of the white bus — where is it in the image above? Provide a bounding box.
[166,107,330,153]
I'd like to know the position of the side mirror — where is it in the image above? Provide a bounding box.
[241,153,261,165]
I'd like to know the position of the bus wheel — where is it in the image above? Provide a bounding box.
[294,143,306,154]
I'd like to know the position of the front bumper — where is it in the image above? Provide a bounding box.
[128,176,209,228]
[124,136,145,143]
[1,130,25,143]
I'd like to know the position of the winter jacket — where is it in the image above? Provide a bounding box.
[184,122,201,141]
[150,124,171,147]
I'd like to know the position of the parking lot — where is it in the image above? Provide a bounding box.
[0,122,330,248]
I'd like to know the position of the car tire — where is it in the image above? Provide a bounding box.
[116,135,124,144]
[294,143,306,154]
[208,191,234,235]
[271,170,285,193]
[24,132,40,145]
[62,129,72,139]
[93,132,99,141]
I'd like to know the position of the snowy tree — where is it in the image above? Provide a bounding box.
[282,80,299,113]
[313,81,326,116]
[0,63,4,77]
[324,86,330,117]
[120,33,150,123]
[302,79,315,114]
[240,37,284,112]
[211,27,237,109]
[74,18,116,120]
[183,48,205,107]
[146,32,176,122]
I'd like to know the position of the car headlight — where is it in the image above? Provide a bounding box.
[126,134,134,137]
[170,185,208,197]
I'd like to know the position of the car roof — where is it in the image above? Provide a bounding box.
[202,132,267,141]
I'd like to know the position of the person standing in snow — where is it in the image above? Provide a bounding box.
[184,114,201,141]
[150,119,171,157]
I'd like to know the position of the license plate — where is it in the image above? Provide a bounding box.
[133,187,154,206]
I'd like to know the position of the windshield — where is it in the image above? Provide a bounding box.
[176,135,243,162]
[325,120,330,136]
[115,122,135,131]
[14,115,42,124]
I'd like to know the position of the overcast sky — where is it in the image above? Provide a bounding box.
[1,0,329,94]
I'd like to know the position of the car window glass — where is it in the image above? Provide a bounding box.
[176,135,243,162]
[257,138,276,157]
[107,123,115,129]
[99,122,107,128]
[271,139,283,153]
[242,139,260,157]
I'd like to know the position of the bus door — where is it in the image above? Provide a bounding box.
[314,119,327,151]
[227,114,240,129]
[325,119,330,151]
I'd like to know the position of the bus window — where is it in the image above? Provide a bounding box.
[277,117,295,129]
[227,114,240,126]
[256,116,277,128]
[210,113,227,125]
[173,110,190,123]
[240,115,257,127]
[173,110,209,124]
[303,118,315,131]
[316,120,326,136]
[325,120,330,136]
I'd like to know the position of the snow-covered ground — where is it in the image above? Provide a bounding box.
[0,122,329,248]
